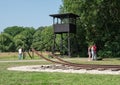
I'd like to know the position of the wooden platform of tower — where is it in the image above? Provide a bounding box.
[50,13,79,57]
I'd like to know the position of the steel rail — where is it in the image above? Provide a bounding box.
[32,48,120,70]
[32,48,65,64]
[32,48,97,68]
[47,52,120,68]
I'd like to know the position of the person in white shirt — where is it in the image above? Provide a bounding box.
[88,45,92,61]
[18,48,23,60]
[91,46,94,60]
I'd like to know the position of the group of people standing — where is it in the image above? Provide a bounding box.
[88,44,97,61]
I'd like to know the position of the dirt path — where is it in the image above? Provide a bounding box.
[7,65,120,75]
[0,60,46,63]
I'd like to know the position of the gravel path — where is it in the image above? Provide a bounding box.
[0,60,45,63]
[7,65,120,75]
[1,59,120,75]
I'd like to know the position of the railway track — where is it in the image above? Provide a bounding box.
[32,48,120,71]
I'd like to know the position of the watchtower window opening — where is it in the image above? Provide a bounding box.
[54,18,61,24]
[53,17,76,25]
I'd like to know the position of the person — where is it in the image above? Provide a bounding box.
[93,44,97,60]
[18,48,23,60]
[88,45,92,61]
[91,45,94,60]
[91,44,97,60]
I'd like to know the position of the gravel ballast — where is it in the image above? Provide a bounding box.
[7,65,120,75]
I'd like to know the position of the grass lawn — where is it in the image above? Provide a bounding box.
[0,52,120,85]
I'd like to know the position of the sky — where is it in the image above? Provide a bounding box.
[0,0,62,32]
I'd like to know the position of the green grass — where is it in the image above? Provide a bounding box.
[0,54,120,85]
[0,59,120,85]
[1,70,120,85]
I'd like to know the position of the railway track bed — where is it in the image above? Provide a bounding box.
[7,48,120,75]
[31,48,120,71]
[8,64,120,75]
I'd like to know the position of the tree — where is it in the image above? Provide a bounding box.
[60,0,120,57]
[38,26,53,51]
[32,27,44,50]
[14,27,35,50]
[96,0,120,57]
[32,26,53,51]
[4,26,25,37]
[0,33,14,52]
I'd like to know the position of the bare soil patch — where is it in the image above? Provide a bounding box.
[8,64,120,75]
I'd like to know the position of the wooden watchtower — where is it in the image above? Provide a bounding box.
[50,13,79,57]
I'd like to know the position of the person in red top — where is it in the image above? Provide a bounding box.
[93,44,97,60]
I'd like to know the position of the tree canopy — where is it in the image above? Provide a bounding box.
[59,0,120,57]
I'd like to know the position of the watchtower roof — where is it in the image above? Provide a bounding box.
[50,13,79,18]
